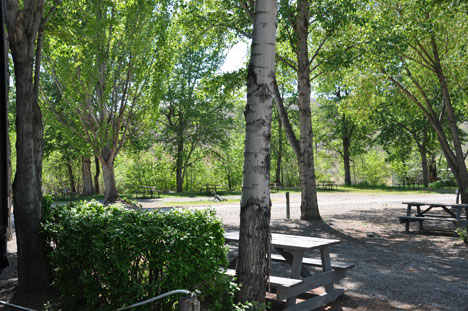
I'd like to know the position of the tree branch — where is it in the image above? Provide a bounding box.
[272,76,301,156]
[276,54,298,72]
[308,32,331,68]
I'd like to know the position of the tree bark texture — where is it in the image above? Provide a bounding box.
[4,28,12,241]
[82,156,94,195]
[7,131,12,240]
[295,0,320,220]
[428,154,437,183]
[430,37,468,201]
[6,0,52,292]
[99,147,118,204]
[12,46,49,294]
[94,156,100,194]
[176,132,184,193]
[66,155,76,193]
[271,3,321,220]
[342,133,352,186]
[275,115,283,186]
[419,148,428,187]
[237,0,277,305]
[414,128,428,187]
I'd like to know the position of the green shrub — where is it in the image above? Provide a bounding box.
[42,201,232,311]
[428,179,457,188]
[455,228,468,244]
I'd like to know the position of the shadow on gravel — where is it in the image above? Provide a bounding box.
[224,207,468,311]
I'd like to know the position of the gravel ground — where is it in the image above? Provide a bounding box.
[1,191,467,311]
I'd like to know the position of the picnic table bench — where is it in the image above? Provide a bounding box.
[317,181,337,190]
[223,231,354,311]
[398,201,468,233]
[203,184,222,194]
[135,186,161,199]
[57,188,77,201]
[270,182,281,192]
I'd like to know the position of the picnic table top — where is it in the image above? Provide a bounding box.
[224,230,341,251]
[402,202,468,208]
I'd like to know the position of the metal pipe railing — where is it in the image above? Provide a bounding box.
[1,289,200,311]
[117,289,199,311]
[0,300,38,311]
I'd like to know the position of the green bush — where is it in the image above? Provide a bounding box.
[42,201,232,311]
[428,179,457,188]
[455,228,468,244]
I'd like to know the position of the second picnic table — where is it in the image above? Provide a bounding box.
[138,186,161,198]
[317,181,337,190]
[203,184,222,193]
[224,231,354,311]
[398,201,468,233]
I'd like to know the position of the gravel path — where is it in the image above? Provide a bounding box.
[144,191,468,311]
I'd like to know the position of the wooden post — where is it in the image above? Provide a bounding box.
[178,296,200,311]
[286,192,290,219]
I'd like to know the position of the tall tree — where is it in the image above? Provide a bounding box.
[5,0,60,291]
[158,28,232,192]
[362,0,468,200]
[271,0,357,219]
[43,0,170,203]
[316,88,361,186]
[81,156,94,195]
[237,0,277,304]
[0,0,9,269]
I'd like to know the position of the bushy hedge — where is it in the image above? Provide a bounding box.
[42,200,232,310]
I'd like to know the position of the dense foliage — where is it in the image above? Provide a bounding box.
[42,200,232,310]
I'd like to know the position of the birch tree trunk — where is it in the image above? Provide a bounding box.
[82,156,94,195]
[236,0,277,304]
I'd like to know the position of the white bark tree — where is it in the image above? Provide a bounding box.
[236,0,278,304]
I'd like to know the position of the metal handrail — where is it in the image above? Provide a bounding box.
[1,289,199,311]
[117,289,197,310]
[0,300,38,311]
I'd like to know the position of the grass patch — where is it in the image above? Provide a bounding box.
[155,199,240,207]
[336,185,457,194]
[51,185,457,204]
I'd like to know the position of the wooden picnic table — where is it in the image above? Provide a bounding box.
[399,202,468,233]
[139,186,161,198]
[224,231,354,311]
[204,184,222,193]
[317,181,336,190]
[270,182,281,192]
[57,188,76,201]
